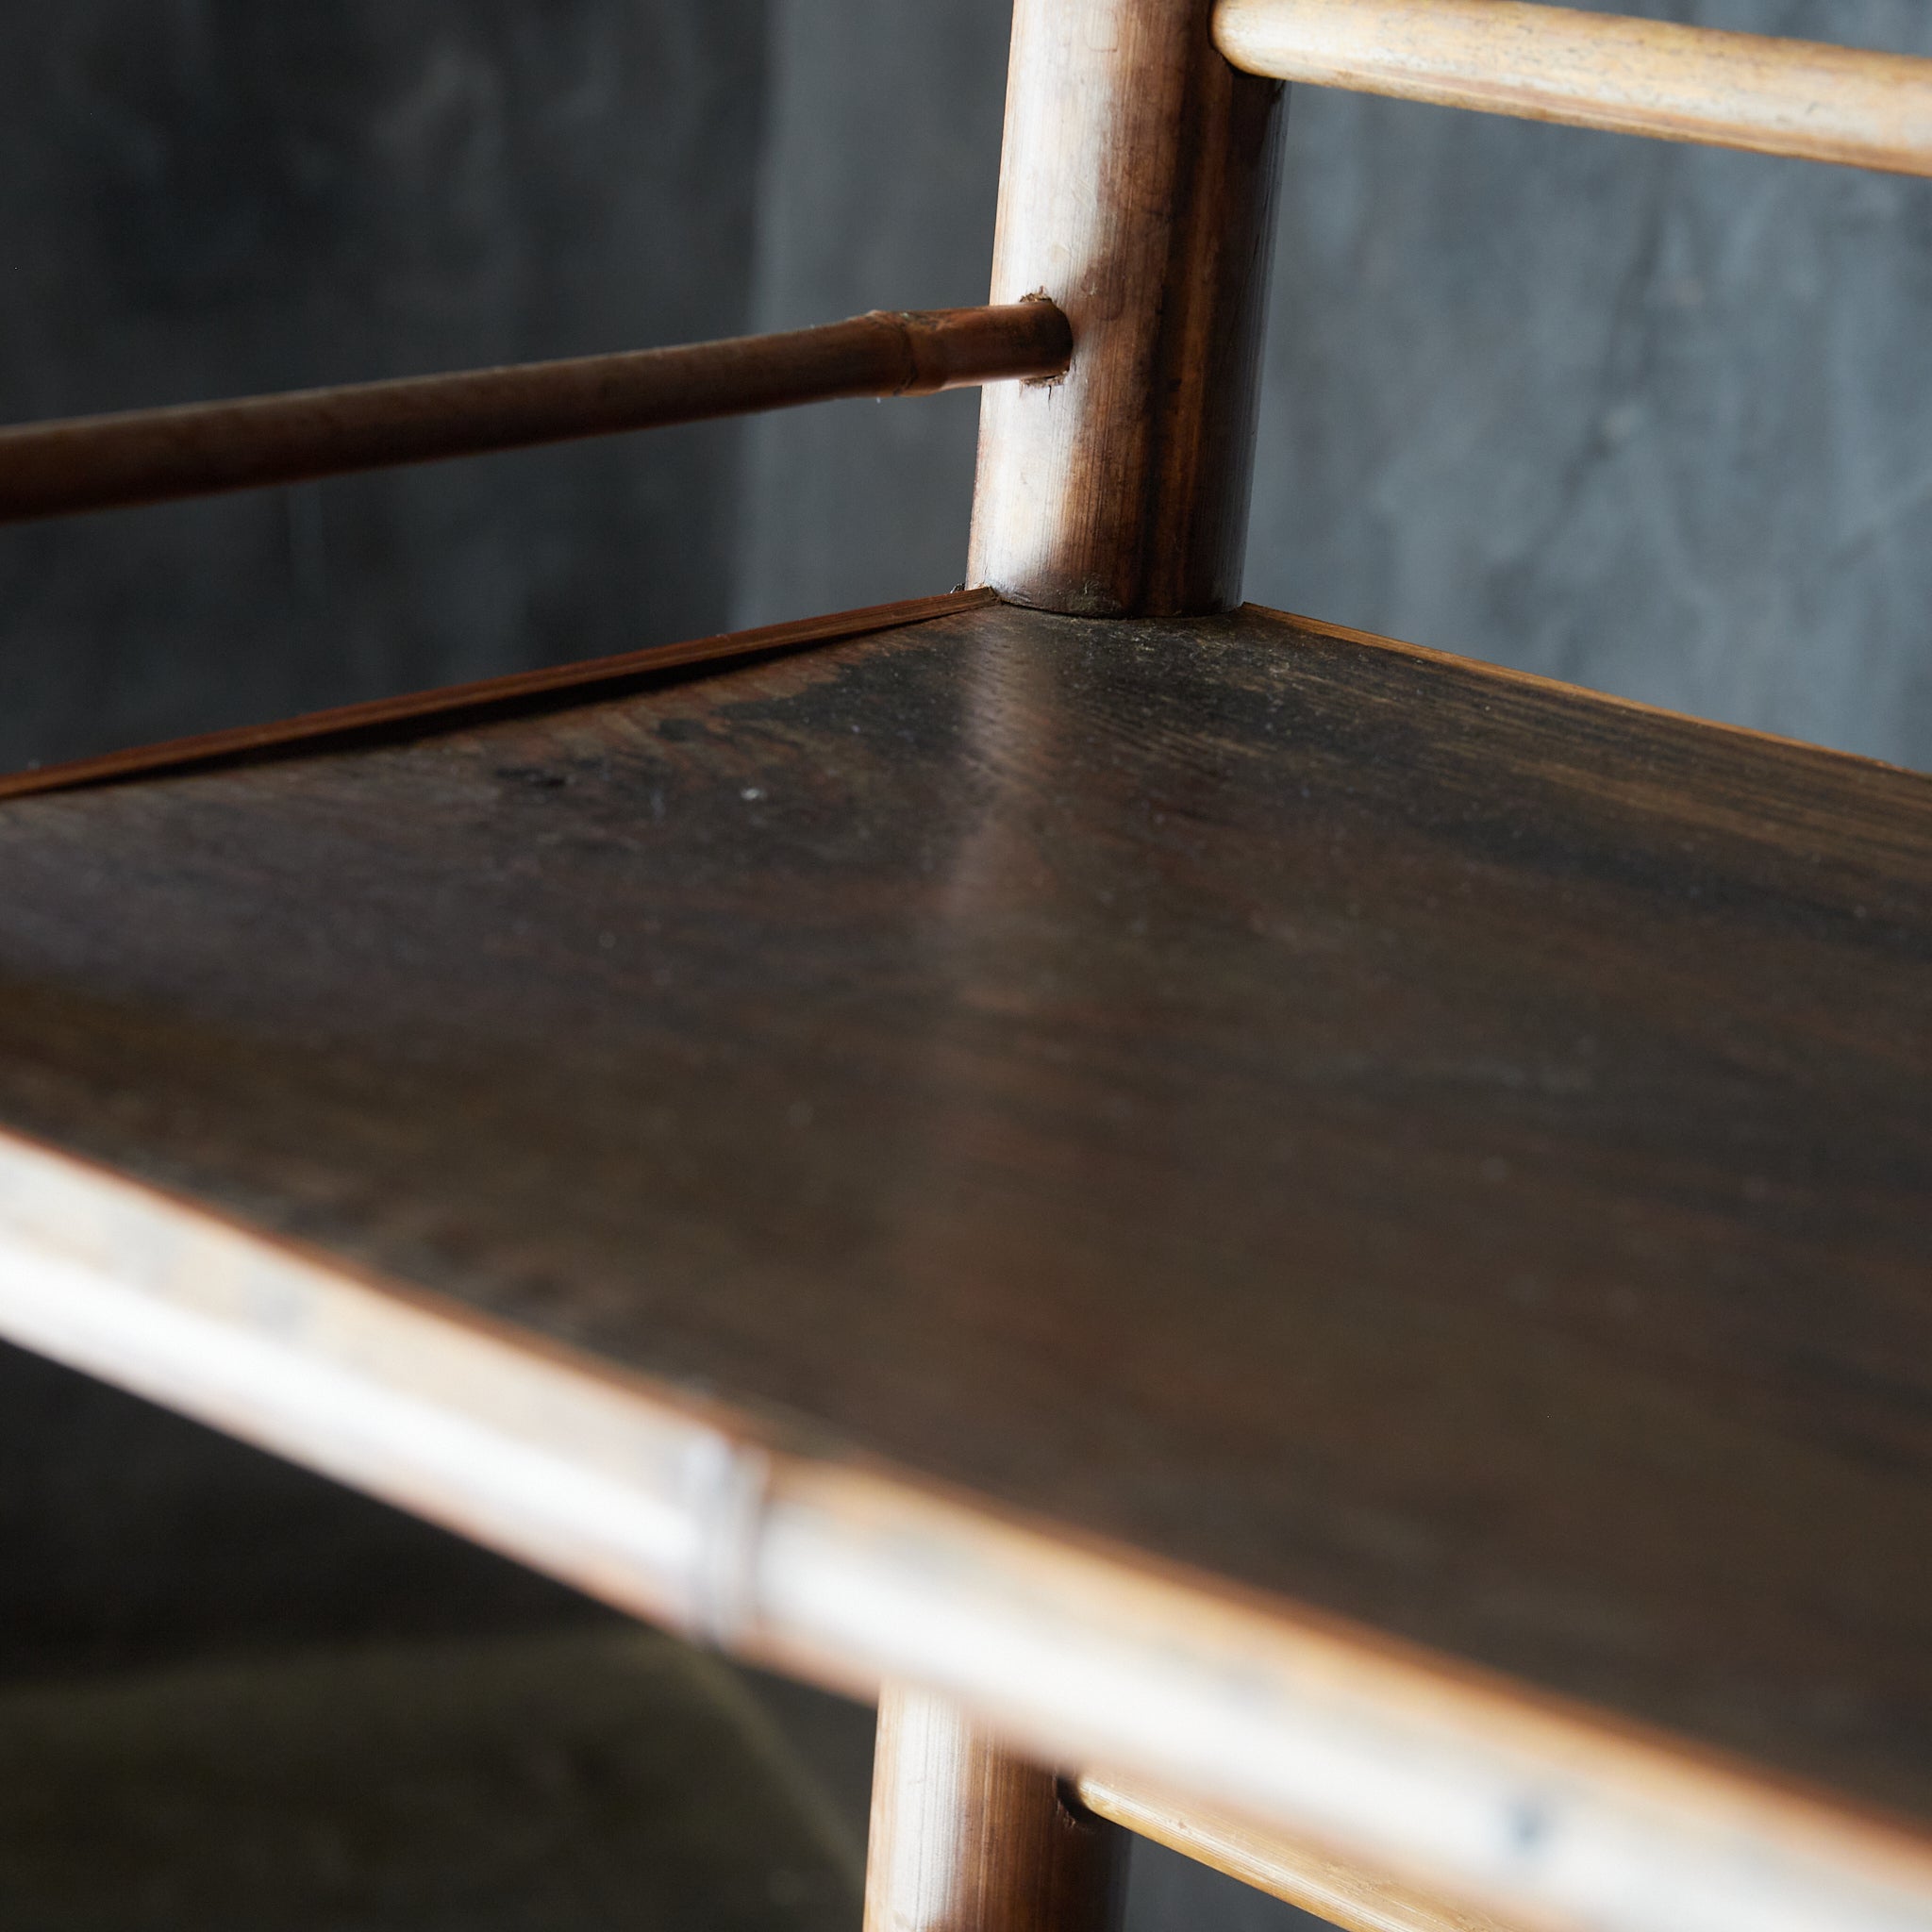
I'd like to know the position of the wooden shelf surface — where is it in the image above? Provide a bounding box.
[0,594,1927,1932]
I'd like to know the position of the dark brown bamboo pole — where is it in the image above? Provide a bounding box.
[968,0,1287,617]
[0,303,1071,525]
[864,1687,1126,1932]
[1214,0,1932,177]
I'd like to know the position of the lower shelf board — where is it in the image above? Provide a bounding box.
[0,593,1926,1932]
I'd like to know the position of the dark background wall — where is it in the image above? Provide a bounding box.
[1250,0,1932,765]
[0,4,1927,1924]
[0,0,765,773]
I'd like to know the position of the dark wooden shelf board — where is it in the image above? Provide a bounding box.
[0,595,1926,1932]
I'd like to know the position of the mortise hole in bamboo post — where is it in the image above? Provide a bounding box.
[969,0,1287,619]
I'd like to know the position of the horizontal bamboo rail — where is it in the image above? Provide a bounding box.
[1077,1772,1519,1932]
[0,303,1072,525]
[5,1113,1932,1932]
[1213,0,1932,176]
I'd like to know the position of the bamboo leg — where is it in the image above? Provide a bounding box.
[863,1686,1127,1932]
[970,0,1287,617]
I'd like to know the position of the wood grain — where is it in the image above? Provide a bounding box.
[0,598,1928,1931]
[0,305,1071,523]
[1077,1771,1523,1932]
[969,0,1285,615]
[1215,0,1932,176]
[865,1688,1125,1932]
[0,589,996,802]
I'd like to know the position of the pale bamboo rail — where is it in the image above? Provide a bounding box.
[1077,1772,1519,1932]
[1214,0,1932,176]
[0,303,1071,525]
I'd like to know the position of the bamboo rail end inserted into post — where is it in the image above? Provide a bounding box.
[0,302,1073,526]
[1213,0,1932,177]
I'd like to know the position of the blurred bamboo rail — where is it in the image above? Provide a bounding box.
[1213,0,1932,176]
[865,1689,1126,1932]
[0,303,1072,525]
[1076,1772,1521,1932]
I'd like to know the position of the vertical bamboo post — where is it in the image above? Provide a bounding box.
[863,1686,1127,1932]
[968,0,1287,617]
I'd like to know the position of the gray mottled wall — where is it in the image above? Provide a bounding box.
[732,0,1008,623]
[1251,0,1932,765]
[0,0,766,772]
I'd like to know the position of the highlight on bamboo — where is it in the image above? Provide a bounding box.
[1214,0,1932,177]
[0,302,1073,525]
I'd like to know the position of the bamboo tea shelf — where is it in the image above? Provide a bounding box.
[2,1,1929,1930]
[1,592,1927,1932]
